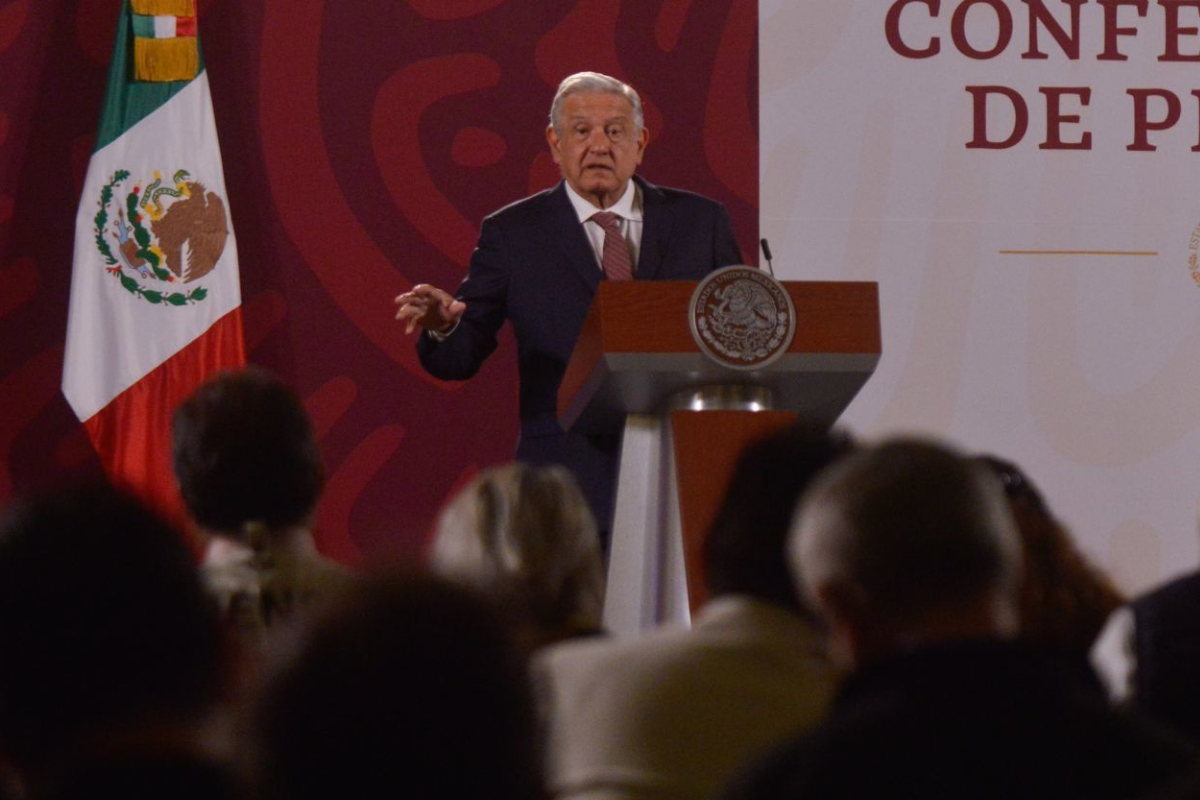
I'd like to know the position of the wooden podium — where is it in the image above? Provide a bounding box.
[558,279,881,635]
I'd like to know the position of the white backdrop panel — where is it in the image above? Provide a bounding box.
[761,0,1200,592]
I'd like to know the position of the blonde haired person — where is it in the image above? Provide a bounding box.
[430,462,605,649]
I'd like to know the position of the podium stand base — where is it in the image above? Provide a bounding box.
[601,410,801,636]
[601,414,690,636]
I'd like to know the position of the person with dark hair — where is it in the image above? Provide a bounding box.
[700,428,853,612]
[252,572,544,800]
[430,462,605,650]
[722,438,1197,800]
[0,482,236,800]
[533,425,851,800]
[1093,547,1200,742]
[173,367,351,652]
[975,455,1125,660]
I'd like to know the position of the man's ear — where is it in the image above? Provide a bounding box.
[813,581,873,670]
[635,126,648,164]
[546,125,563,165]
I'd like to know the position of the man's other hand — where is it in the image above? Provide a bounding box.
[394,284,467,335]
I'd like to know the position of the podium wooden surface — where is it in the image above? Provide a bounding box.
[671,409,799,610]
[559,280,881,433]
[558,278,881,632]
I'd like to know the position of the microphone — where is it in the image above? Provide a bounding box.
[760,238,775,278]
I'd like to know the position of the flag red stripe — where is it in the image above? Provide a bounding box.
[82,306,245,537]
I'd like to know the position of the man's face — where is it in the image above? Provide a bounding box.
[546,91,648,209]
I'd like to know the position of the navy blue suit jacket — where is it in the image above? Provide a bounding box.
[418,176,743,527]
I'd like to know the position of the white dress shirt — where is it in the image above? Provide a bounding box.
[1090,605,1137,703]
[564,180,644,273]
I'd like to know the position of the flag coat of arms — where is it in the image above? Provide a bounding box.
[63,0,244,522]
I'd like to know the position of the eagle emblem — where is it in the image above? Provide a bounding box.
[689,266,796,370]
[92,169,228,306]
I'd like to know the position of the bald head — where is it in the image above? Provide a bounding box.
[789,438,1021,659]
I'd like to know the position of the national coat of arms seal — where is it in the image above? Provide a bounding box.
[92,168,227,306]
[689,266,796,370]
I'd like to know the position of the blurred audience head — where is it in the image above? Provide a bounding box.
[173,367,324,539]
[0,482,222,782]
[702,424,854,614]
[790,437,1021,668]
[975,454,1124,656]
[253,572,542,800]
[430,462,604,646]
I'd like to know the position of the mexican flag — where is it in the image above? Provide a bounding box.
[63,0,244,525]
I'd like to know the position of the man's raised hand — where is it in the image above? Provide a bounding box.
[394,284,467,336]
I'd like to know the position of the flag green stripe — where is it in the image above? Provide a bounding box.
[93,0,207,153]
[130,14,157,38]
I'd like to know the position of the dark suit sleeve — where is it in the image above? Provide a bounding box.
[713,203,743,268]
[717,738,809,800]
[417,216,510,381]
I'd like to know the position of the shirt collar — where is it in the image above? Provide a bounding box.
[564,179,643,224]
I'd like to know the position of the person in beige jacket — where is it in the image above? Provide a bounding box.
[534,425,851,800]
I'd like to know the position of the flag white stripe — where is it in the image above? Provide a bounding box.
[63,71,241,421]
[152,16,177,38]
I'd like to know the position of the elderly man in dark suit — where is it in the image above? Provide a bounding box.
[395,71,742,529]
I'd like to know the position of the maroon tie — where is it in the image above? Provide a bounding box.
[589,211,634,281]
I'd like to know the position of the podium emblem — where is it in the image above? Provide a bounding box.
[689,266,796,370]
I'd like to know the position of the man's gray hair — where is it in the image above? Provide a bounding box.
[549,71,644,134]
[788,438,1021,625]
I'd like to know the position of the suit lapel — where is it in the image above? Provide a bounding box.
[541,181,602,295]
[635,175,671,280]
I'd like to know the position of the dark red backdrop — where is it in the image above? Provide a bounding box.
[0,0,757,561]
